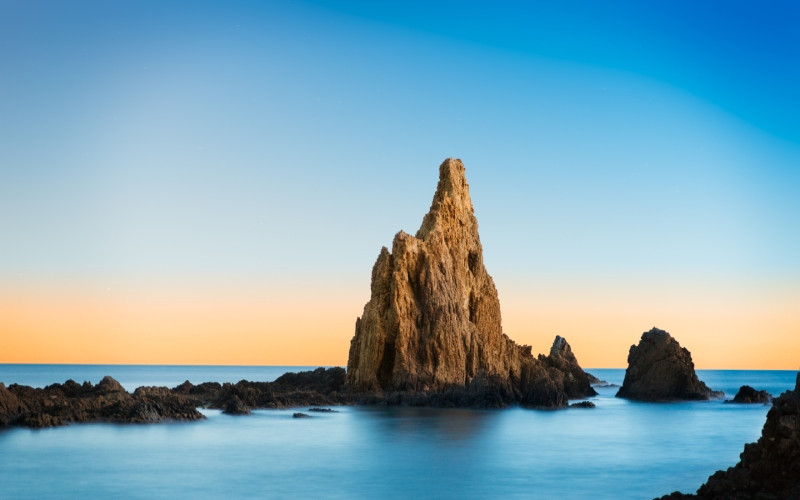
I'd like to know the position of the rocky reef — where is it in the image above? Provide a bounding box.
[659,372,800,499]
[346,158,595,408]
[728,385,772,404]
[616,327,721,401]
[0,376,203,428]
[0,368,350,428]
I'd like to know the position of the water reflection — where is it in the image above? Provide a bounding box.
[355,406,498,443]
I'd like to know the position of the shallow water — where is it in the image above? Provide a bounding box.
[0,366,795,499]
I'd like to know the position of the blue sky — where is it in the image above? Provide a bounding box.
[1,1,798,366]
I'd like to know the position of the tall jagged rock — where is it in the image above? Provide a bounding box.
[346,158,595,407]
[616,327,720,401]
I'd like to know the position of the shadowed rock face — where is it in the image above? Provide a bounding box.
[729,385,772,404]
[697,372,800,498]
[616,327,720,401]
[346,158,595,407]
[658,373,800,499]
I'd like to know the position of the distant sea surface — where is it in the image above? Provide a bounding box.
[0,366,796,499]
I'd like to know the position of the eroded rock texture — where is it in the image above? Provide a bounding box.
[616,327,720,401]
[346,158,595,407]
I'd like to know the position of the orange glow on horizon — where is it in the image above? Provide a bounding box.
[2,279,798,370]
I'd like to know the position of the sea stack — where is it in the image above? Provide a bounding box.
[616,327,719,401]
[345,158,595,407]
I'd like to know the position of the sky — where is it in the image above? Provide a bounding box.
[1,0,798,369]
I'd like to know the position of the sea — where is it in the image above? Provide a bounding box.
[0,366,796,500]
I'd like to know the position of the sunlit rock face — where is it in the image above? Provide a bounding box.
[346,158,595,407]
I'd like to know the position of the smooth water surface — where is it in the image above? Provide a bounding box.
[0,366,795,499]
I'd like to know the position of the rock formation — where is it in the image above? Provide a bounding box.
[617,327,720,401]
[0,376,203,428]
[0,368,350,428]
[541,335,598,400]
[346,158,595,407]
[658,372,800,499]
[729,385,772,404]
[0,383,26,426]
[174,367,350,411]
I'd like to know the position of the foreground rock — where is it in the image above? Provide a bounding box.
[728,385,772,404]
[658,372,800,499]
[0,376,203,428]
[346,158,595,408]
[616,327,721,401]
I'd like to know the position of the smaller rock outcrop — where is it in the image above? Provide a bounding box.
[541,336,598,400]
[570,401,595,408]
[292,412,311,418]
[616,327,721,401]
[657,372,800,499]
[728,385,772,404]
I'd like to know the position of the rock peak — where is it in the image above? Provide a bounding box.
[346,158,596,407]
[416,158,476,241]
[550,335,570,357]
[436,157,469,198]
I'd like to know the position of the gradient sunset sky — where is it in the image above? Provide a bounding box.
[2,1,798,368]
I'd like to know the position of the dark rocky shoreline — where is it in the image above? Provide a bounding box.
[0,367,351,428]
[0,364,600,428]
[3,368,798,498]
[0,376,203,428]
[658,372,800,499]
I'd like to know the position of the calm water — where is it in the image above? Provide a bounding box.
[0,366,796,499]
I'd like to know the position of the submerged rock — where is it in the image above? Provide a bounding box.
[346,158,595,408]
[292,412,311,418]
[728,385,772,404]
[657,372,800,499]
[570,401,595,408]
[616,328,720,401]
